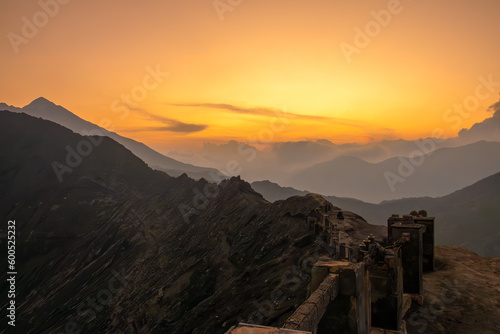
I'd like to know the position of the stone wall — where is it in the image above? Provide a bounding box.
[227,211,435,334]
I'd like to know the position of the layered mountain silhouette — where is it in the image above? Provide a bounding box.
[168,138,455,183]
[3,97,499,202]
[284,141,500,203]
[252,177,500,257]
[0,111,382,333]
[168,103,500,186]
[1,110,498,333]
[0,97,224,181]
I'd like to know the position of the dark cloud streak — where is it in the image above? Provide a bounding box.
[170,102,397,134]
[169,102,329,120]
[124,109,208,133]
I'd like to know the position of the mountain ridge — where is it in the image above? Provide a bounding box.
[252,173,500,257]
[286,140,500,203]
[0,98,225,181]
[0,110,384,333]
[1,110,498,334]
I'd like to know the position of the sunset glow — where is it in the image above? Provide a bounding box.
[1,0,499,152]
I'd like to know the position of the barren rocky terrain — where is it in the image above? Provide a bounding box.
[405,246,500,334]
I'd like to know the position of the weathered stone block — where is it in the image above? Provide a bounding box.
[228,323,312,334]
[391,223,424,296]
[283,274,339,332]
[310,260,369,334]
[369,254,403,331]
[413,217,435,272]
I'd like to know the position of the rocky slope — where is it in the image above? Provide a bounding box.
[252,179,500,257]
[1,111,497,333]
[405,246,500,334]
[0,111,380,333]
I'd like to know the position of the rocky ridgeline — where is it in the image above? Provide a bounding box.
[0,111,498,334]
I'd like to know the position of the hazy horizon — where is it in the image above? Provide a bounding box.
[2,0,500,153]
[2,95,500,203]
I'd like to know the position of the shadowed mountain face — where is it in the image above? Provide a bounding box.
[251,177,500,257]
[0,111,382,333]
[285,141,500,203]
[0,98,224,181]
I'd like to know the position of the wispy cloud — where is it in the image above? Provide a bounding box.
[169,102,395,135]
[123,108,207,133]
[169,102,329,120]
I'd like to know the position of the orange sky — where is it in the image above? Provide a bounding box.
[1,0,500,152]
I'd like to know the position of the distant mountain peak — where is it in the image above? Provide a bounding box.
[26,97,57,108]
[219,176,264,200]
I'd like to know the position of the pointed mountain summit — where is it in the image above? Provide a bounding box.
[26,96,57,108]
[21,97,99,133]
[1,97,225,181]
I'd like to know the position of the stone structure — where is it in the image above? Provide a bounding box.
[386,214,403,242]
[283,274,340,332]
[308,260,370,333]
[388,212,435,273]
[412,215,435,272]
[389,216,424,296]
[367,248,403,330]
[228,323,312,333]
[227,210,436,334]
